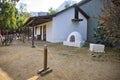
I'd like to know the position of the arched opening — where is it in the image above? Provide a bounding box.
[63,31,85,47]
[70,35,75,42]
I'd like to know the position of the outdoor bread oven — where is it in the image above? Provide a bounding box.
[63,31,85,47]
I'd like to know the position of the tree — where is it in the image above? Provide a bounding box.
[47,7,58,15]
[0,1,18,30]
[112,0,120,7]
[97,0,120,47]
[94,22,107,44]
[17,2,31,33]
[0,0,19,45]
[0,0,19,3]
[19,2,27,13]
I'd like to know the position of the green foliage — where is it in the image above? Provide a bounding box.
[0,0,30,34]
[94,22,108,45]
[11,0,19,2]
[47,7,58,15]
[0,0,19,3]
[17,12,31,33]
[98,0,120,47]
[17,12,30,26]
[0,1,18,30]
[16,3,31,33]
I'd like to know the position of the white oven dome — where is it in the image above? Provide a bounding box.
[67,31,83,42]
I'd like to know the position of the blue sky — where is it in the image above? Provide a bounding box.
[17,0,81,12]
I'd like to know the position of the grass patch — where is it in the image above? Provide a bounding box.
[91,52,120,62]
[36,41,120,62]
[105,47,120,54]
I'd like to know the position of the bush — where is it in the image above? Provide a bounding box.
[94,22,107,44]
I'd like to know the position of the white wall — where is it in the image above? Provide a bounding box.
[34,21,53,42]
[34,26,40,39]
[34,7,87,43]
[46,21,53,42]
[52,7,87,42]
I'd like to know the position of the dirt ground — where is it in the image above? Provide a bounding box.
[0,40,120,80]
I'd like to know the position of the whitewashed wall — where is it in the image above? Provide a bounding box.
[52,7,87,42]
[46,21,53,42]
[34,21,53,42]
[34,7,87,43]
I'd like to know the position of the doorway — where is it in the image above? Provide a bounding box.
[43,25,46,41]
[39,26,42,40]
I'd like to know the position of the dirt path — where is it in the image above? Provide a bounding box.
[0,40,120,80]
[0,68,13,80]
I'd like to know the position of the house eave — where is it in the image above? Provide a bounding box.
[23,15,53,27]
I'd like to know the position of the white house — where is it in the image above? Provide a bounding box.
[24,4,89,44]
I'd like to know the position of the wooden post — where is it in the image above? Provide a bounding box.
[32,26,35,48]
[28,27,30,40]
[37,45,52,76]
[23,33,25,43]
[44,45,47,70]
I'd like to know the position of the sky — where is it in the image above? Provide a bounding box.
[17,0,81,12]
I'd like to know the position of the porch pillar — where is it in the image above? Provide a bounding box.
[32,26,35,48]
[28,27,30,40]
